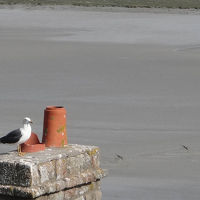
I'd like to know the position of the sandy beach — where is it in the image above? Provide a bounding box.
[0,6,200,199]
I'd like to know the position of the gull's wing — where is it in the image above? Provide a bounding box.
[0,129,22,144]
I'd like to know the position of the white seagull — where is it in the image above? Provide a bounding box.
[0,117,33,156]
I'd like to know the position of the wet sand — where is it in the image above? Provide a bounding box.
[0,6,200,199]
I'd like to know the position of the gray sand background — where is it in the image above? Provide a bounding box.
[0,6,200,199]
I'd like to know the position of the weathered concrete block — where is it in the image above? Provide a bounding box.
[0,144,106,199]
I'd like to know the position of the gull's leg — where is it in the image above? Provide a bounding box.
[18,144,25,156]
[18,144,21,156]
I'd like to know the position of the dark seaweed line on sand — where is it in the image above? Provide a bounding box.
[0,0,200,9]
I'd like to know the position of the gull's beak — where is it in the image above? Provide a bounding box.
[30,121,33,124]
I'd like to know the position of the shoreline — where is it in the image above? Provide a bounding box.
[0,4,200,15]
[0,0,200,10]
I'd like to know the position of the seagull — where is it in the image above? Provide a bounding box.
[0,117,33,156]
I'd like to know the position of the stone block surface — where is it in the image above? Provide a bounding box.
[0,144,106,199]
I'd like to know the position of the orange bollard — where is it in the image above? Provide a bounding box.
[42,106,67,147]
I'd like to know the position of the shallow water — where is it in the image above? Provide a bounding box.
[0,6,200,199]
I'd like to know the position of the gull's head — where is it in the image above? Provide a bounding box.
[23,117,33,125]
